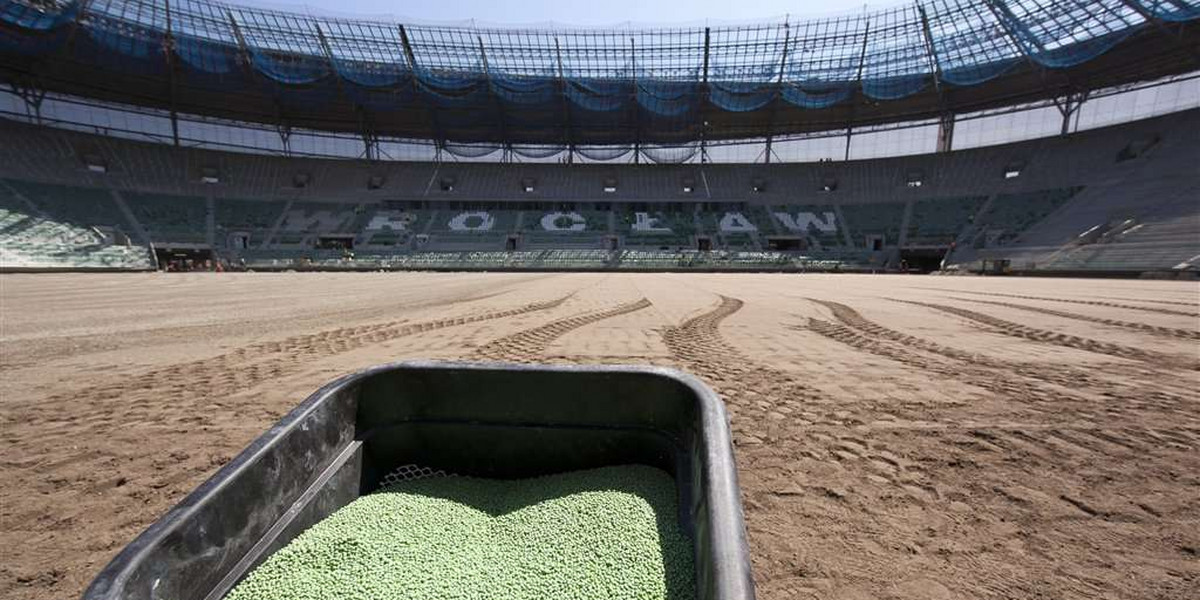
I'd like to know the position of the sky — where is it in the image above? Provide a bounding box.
[244,0,878,26]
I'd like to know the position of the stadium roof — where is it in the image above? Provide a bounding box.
[1,0,1198,146]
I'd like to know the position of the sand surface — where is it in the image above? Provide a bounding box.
[2,272,1198,600]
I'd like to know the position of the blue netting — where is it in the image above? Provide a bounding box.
[861,74,929,100]
[709,82,775,112]
[924,0,1024,87]
[420,82,488,108]
[333,59,409,88]
[1137,0,1200,21]
[566,79,631,112]
[0,0,1189,145]
[416,68,484,94]
[173,36,236,74]
[491,74,557,105]
[0,0,78,30]
[636,81,696,117]
[939,59,1019,87]
[780,83,852,109]
[1028,30,1136,69]
[247,48,328,84]
[995,0,1144,68]
[860,5,932,100]
[87,19,164,61]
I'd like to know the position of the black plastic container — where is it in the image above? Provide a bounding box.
[82,362,755,600]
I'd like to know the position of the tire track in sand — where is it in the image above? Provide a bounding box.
[952,297,1200,341]
[25,293,575,424]
[472,298,653,362]
[895,299,1200,371]
[944,289,1200,318]
[660,296,935,503]
[801,300,1199,540]
[805,299,1195,423]
[1,292,579,581]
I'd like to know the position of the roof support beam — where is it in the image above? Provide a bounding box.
[55,0,92,61]
[982,0,1063,103]
[477,35,511,158]
[225,10,253,76]
[983,0,1047,53]
[314,23,371,158]
[764,20,790,165]
[554,36,574,164]
[847,16,871,161]
[227,10,292,156]
[163,0,180,147]
[630,36,640,164]
[917,4,953,153]
[399,25,445,157]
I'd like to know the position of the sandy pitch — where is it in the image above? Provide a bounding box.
[2,272,1198,600]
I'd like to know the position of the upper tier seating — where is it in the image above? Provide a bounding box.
[214,199,285,247]
[906,196,988,246]
[841,202,905,247]
[123,191,208,244]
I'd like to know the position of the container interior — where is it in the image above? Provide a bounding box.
[82,364,750,600]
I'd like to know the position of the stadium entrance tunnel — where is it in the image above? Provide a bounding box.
[317,235,355,250]
[900,248,949,273]
[766,237,806,252]
[155,247,214,271]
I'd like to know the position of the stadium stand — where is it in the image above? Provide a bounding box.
[617,208,697,249]
[840,202,906,249]
[0,107,1197,275]
[905,196,989,247]
[214,199,286,249]
[521,209,612,249]
[0,182,153,270]
[423,209,520,251]
[769,205,844,248]
[121,192,209,244]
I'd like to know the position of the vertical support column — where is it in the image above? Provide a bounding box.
[11,81,47,125]
[700,27,710,165]
[630,36,640,165]
[936,113,955,153]
[1053,92,1088,136]
[277,125,292,157]
[764,21,791,165]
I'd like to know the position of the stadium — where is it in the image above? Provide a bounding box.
[1,0,1198,598]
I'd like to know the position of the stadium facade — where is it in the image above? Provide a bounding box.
[0,0,1197,274]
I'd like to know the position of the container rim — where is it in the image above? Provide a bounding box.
[83,360,750,600]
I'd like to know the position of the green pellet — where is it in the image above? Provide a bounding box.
[224,465,696,600]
